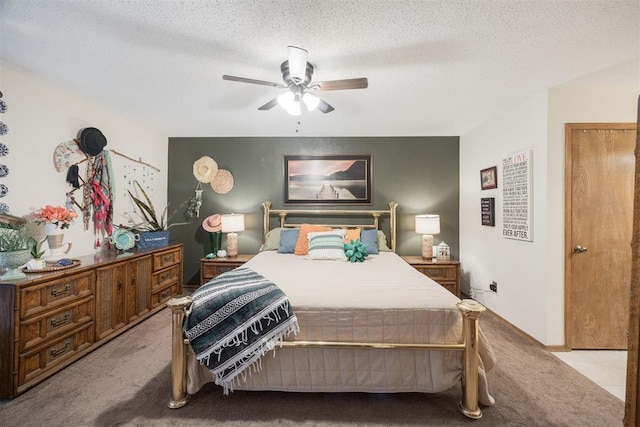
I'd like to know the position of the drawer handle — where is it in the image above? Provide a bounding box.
[162,254,174,263]
[160,288,171,298]
[51,284,71,297]
[50,341,71,358]
[50,313,71,328]
[160,271,170,281]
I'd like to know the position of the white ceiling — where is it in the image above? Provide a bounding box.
[1,1,638,137]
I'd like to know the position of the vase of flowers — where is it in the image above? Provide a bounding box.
[33,205,77,257]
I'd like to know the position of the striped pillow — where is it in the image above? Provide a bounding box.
[307,230,347,260]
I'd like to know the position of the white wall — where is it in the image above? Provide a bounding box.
[460,92,550,342]
[0,63,167,257]
[460,59,639,345]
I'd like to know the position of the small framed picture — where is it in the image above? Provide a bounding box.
[480,166,498,190]
[481,197,495,226]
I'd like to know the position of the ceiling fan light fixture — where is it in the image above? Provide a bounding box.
[302,92,320,111]
[287,46,308,83]
[277,91,295,109]
[286,101,302,116]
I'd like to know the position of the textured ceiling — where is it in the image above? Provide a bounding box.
[1,1,638,137]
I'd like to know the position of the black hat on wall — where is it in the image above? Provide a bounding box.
[78,127,107,156]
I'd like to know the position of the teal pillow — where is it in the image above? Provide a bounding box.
[278,228,300,254]
[345,239,369,262]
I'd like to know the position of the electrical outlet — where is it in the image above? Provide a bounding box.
[490,281,497,292]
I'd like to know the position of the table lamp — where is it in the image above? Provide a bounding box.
[415,214,440,259]
[221,213,245,257]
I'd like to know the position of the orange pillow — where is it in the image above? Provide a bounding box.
[344,228,361,243]
[294,224,332,255]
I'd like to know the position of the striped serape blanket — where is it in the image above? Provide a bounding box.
[184,267,299,393]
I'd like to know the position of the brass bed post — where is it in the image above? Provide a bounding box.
[388,201,398,252]
[167,295,193,409]
[456,299,486,419]
[262,201,272,242]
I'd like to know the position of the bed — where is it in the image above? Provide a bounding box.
[167,201,495,419]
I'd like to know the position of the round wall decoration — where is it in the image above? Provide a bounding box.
[0,143,8,156]
[192,156,218,183]
[210,169,234,194]
[0,184,8,197]
[0,122,7,135]
[0,164,8,177]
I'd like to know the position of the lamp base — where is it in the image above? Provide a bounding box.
[226,232,238,257]
[421,234,434,260]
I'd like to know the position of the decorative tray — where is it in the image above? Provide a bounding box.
[23,259,81,273]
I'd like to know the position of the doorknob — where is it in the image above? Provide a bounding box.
[573,245,588,253]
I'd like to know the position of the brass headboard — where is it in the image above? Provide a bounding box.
[262,201,398,252]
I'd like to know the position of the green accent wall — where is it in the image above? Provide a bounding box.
[168,137,459,285]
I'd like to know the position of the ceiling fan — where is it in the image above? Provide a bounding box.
[222,46,368,115]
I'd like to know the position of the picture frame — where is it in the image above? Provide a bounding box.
[481,197,495,226]
[480,166,498,190]
[284,154,372,204]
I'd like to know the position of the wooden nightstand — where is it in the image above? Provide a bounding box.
[200,254,254,285]
[401,256,460,297]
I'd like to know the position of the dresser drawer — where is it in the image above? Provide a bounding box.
[418,266,457,281]
[19,296,94,352]
[151,265,180,290]
[19,272,95,319]
[19,322,94,387]
[151,282,178,308]
[153,247,182,271]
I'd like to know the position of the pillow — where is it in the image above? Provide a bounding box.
[277,228,300,253]
[377,230,392,252]
[294,224,332,255]
[307,230,347,260]
[345,238,369,262]
[260,227,282,251]
[360,229,379,254]
[343,228,361,243]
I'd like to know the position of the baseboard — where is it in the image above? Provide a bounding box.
[478,302,568,352]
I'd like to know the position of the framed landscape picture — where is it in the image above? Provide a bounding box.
[284,154,372,204]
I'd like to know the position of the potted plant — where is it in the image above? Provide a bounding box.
[0,215,33,279]
[125,180,190,250]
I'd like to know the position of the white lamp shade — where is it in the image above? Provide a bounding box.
[415,214,440,235]
[221,214,245,233]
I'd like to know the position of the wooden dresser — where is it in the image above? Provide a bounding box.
[401,256,460,297]
[0,243,183,399]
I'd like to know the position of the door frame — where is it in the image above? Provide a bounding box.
[564,122,637,351]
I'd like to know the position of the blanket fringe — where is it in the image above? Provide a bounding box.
[196,300,299,395]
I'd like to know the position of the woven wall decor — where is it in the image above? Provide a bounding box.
[210,169,234,194]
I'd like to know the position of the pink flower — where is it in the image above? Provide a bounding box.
[34,205,78,229]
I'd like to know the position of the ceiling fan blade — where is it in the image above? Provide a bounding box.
[287,46,308,83]
[222,75,286,88]
[258,97,279,111]
[316,98,335,114]
[312,78,368,91]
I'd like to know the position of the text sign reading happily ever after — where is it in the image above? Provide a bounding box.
[502,149,532,241]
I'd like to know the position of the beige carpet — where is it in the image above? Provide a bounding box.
[0,306,624,426]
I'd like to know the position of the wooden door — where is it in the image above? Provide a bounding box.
[125,255,152,323]
[566,123,637,349]
[95,262,127,340]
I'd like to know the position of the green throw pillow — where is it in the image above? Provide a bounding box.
[345,239,368,263]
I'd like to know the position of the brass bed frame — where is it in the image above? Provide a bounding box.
[167,201,487,419]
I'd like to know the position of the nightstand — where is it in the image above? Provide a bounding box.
[401,256,460,297]
[200,254,254,285]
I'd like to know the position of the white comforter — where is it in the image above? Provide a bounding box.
[187,251,495,405]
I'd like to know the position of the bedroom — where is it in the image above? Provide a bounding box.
[0,1,638,425]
